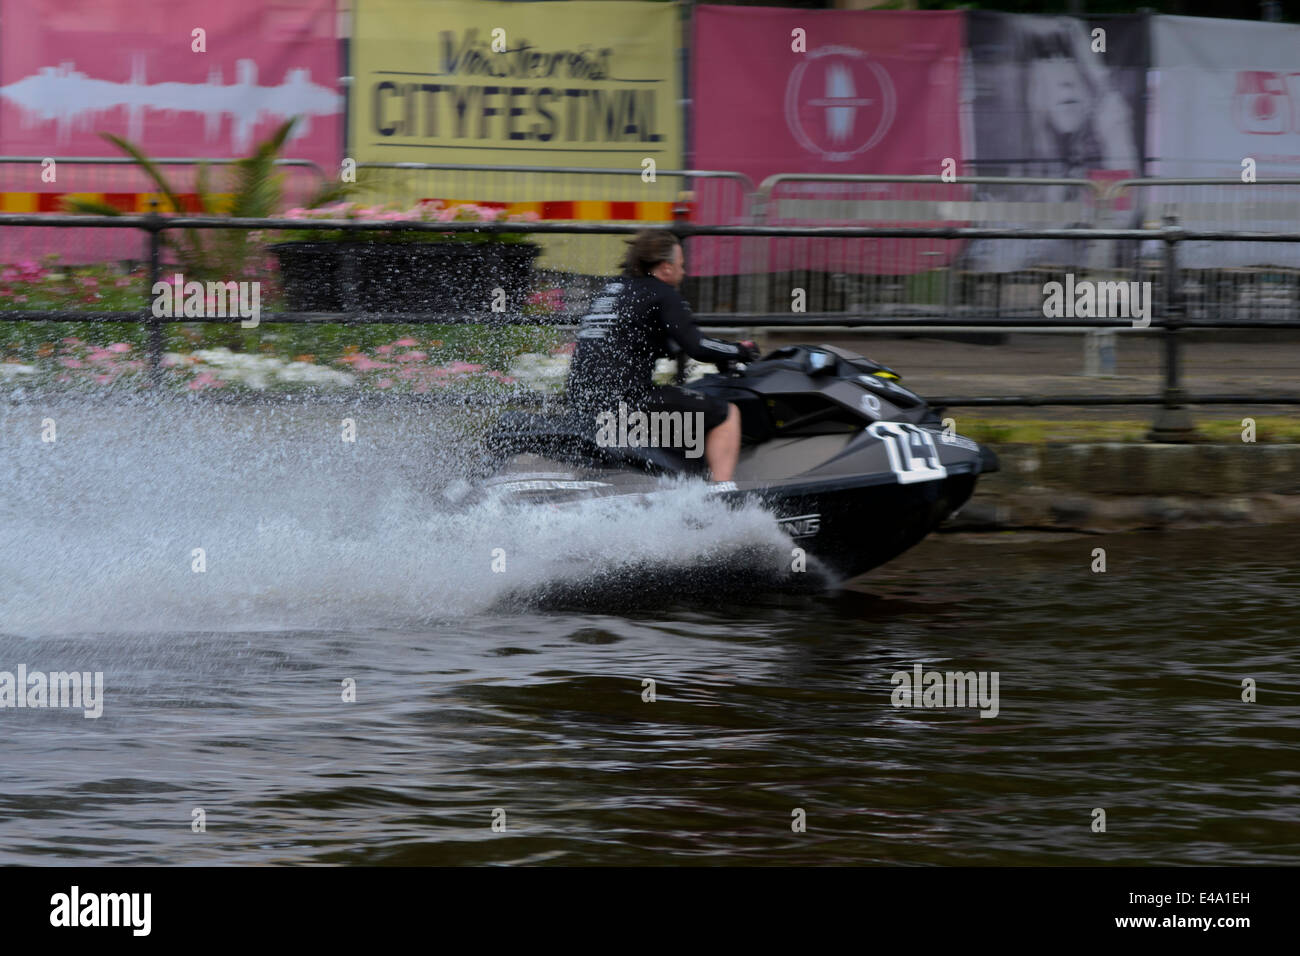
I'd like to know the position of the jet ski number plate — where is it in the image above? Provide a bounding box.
[867,422,949,484]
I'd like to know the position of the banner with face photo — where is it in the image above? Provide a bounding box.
[1148,14,1300,267]
[963,12,1148,274]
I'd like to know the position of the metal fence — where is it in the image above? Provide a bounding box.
[8,159,1300,325]
[353,162,753,304]
[1,213,1298,441]
[1102,177,1300,322]
[0,156,328,264]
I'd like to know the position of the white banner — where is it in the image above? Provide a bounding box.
[1149,15,1300,267]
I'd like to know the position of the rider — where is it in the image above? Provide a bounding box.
[565,229,760,483]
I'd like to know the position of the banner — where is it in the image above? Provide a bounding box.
[691,6,965,276]
[963,12,1148,273]
[352,0,681,274]
[0,0,343,261]
[1148,14,1300,267]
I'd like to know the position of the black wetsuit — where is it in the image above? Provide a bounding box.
[565,274,743,430]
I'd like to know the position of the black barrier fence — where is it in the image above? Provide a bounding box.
[1,213,1298,441]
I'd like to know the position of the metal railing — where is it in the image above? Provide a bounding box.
[732,174,1109,315]
[0,155,330,266]
[0,213,1298,440]
[352,162,754,300]
[8,159,1300,324]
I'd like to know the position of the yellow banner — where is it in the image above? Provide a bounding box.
[352,0,683,273]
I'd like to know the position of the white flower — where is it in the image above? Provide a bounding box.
[508,352,570,391]
[278,362,355,386]
[183,348,355,389]
[0,364,38,378]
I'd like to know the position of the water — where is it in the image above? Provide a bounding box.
[1,399,1297,865]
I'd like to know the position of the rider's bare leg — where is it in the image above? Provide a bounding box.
[706,404,741,483]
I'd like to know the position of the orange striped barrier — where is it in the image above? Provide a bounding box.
[426,198,679,222]
[0,193,687,221]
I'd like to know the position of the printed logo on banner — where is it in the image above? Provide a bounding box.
[1232,71,1289,135]
[1287,74,1300,135]
[0,58,341,150]
[784,46,896,162]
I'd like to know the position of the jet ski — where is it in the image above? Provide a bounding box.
[473,344,999,582]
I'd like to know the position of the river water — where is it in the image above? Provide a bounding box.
[1,399,1296,865]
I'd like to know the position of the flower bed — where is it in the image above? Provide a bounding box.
[270,201,542,313]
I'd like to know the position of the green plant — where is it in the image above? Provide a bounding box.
[60,117,353,279]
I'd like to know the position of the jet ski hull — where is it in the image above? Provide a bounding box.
[727,472,980,581]
[475,344,999,584]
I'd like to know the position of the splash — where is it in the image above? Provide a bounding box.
[0,397,802,636]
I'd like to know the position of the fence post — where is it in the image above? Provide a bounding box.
[1083,329,1116,376]
[1147,216,1197,441]
[143,207,164,386]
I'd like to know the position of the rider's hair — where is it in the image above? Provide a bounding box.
[619,229,680,278]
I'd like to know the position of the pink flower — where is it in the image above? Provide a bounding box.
[527,288,563,310]
[107,342,131,353]
[393,337,417,347]
[189,371,226,390]
[375,378,393,389]
[94,373,114,384]
[351,355,393,372]
[60,358,83,368]
[446,361,483,374]
[61,336,82,345]
[376,345,393,354]
[394,351,427,362]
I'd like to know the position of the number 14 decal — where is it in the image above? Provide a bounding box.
[867,422,948,484]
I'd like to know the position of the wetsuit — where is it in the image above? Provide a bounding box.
[565,274,745,431]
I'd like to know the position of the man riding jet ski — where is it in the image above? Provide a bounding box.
[477,230,999,581]
[564,229,760,483]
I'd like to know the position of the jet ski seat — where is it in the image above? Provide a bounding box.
[486,409,707,476]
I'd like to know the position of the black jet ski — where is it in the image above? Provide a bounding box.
[474,344,998,582]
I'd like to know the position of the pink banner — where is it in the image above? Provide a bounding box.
[0,0,343,263]
[691,6,966,276]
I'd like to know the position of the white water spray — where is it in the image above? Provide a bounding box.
[0,399,796,636]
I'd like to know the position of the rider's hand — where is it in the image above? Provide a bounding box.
[737,340,760,363]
